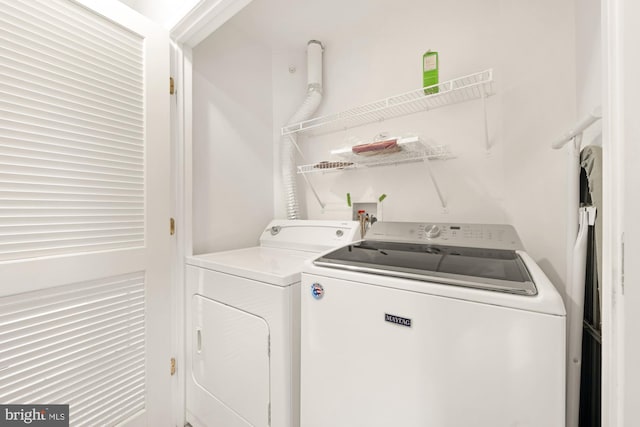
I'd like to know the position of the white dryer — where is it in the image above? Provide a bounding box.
[301,221,566,427]
[185,220,359,427]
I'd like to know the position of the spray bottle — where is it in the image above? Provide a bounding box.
[423,50,439,94]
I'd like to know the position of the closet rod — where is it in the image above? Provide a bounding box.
[551,106,602,149]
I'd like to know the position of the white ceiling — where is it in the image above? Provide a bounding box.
[116,0,141,13]
[223,0,410,50]
[117,0,200,28]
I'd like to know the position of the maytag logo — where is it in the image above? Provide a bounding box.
[385,313,412,327]
[1,405,68,426]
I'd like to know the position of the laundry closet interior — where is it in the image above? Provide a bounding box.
[177,0,602,426]
[188,0,597,275]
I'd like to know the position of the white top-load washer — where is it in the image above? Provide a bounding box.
[185,220,359,427]
[301,221,566,427]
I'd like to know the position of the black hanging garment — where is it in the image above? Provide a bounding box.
[579,145,602,427]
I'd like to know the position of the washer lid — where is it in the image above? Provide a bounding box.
[314,240,537,295]
[187,246,312,286]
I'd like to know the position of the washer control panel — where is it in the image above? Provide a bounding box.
[367,221,524,250]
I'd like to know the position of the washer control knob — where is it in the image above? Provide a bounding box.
[336,230,344,237]
[424,224,441,239]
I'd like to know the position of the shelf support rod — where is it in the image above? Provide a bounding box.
[423,157,447,208]
[481,87,490,151]
[285,134,306,160]
[300,172,326,210]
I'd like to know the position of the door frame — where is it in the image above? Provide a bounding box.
[168,0,254,424]
[601,0,634,425]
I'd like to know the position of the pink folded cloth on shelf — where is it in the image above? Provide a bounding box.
[351,139,399,155]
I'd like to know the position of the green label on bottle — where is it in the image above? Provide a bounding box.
[423,51,439,95]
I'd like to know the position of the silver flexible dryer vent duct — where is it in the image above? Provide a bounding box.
[281,40,324,220]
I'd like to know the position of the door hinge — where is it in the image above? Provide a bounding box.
[170,357,176,376]
[170,217,176,236]
[170,77,175,95]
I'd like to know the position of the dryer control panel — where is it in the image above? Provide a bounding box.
[366,222,524,251]
[260,220,360,252]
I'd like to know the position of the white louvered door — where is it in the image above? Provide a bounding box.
[0,0,171,426]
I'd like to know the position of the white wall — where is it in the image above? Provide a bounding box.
[266,0,576,293]
[499,0,577,292]
[576,0,603,147]
[191,21,274,254]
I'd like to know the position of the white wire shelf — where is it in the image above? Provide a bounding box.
[282,69,494,136]
[297,137,453,174]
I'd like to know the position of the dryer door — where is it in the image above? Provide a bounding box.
[192,295,270,427]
